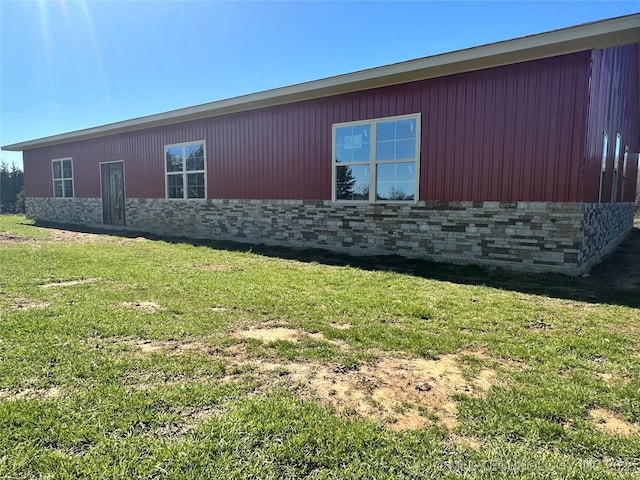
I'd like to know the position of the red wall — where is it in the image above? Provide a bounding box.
[584,44,639,203]
[25,51,594,202]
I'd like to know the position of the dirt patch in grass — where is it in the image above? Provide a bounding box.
[40,278,98,288]
[48,229,101,244]
[235,327,301,343]
[232,327,349,349]
[113,335,497,431]
[588,408,639,436]
[230,351,497,431]
[10,298,51,310]
[115,337,212,355]
[0,233,28,243]
[0,386,61,402]
[118,301,162,313]
[331,323,352,330]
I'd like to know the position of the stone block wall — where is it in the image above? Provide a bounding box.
[123,199,586,274]
[25,197,635,275]
[579,202,635,270]
[26,197,102,226]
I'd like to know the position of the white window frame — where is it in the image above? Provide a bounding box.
[611,133,621,202]
[332,113,421,203]
[164,140,207,200]
[598,133,608,203]
[51,157,74,198]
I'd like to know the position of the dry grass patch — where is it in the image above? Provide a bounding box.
[331,323,352,330]
[48,229,100,244]
[232,327,349,349]
[118,301,163,313]
[103,337,213,356]
[234,327,301,343]
[0,386,61,402]
[255,352,498,431]
[0,233,28,243]
[105,333,499,431]
[588,408,639,437]
[10,298,51,310]
[40,278,98,288]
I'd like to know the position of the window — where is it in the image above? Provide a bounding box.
[164,141,206,199]
[621,145,629,201]
[333,114,420,202]
[611,133,621,202]
[598,133,608,203]
[52,158,73,198]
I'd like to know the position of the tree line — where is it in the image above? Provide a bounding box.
[0,162,25,214]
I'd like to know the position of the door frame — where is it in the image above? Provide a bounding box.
[99,160,126,226]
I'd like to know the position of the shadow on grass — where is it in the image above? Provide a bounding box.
[31,220,640,309]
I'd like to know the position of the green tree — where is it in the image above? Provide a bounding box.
[336,166,356,200]
[0,162,25,213]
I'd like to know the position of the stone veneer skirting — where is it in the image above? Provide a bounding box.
[26,197,635,275]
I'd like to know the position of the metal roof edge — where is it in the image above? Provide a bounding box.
[4,13,640,152]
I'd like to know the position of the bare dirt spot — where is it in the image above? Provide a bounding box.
[449,434,483,450]
[209,306,230,312]
[234,327,302,343]
[0,233,28,243]
[118,301,162,313]
[195,264,232,271]
[112,337,212,356]
[48,229,101,244]
[588,408,639,436]
[11,298,51,310]
[232,327,349,349]
[331,323,352,330]
[221,351,496,431]
[40,278,98,288]
[0,386,61,402]
[105,334,498,431]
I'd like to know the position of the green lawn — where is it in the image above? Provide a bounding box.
[1,215,638,479]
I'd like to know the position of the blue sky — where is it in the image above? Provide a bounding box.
[1,1,639,168]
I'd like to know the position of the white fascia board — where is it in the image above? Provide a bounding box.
[3,13,639,152]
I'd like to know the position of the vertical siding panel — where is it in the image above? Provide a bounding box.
[584,45,638,203]
[24,51,599,203]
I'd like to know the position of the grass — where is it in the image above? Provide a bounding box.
[1,214,639,479]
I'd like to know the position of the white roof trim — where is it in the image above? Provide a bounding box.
[4,13,639,151]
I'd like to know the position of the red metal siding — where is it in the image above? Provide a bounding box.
[24,51,593,202]
[584,44,640,203]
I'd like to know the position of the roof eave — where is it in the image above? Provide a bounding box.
[3,13,639,152]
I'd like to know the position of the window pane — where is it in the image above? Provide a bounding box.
[186,143,204,171]
[54,180,63,197]
[336,165,369,201]
[376,162,415,201]
[53,161,62,179]
[395,119,416,140]
[187,173,205,199]
[62,159,72,178]
[167,174,184,198]
[395,139,416,159]
[376,141,396,161]
[335,124,370,163]
[376,119,417,160]
[63,180,73,197]
[335,144,352,163]
[376,121,396,142]
[166,146,184,172]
